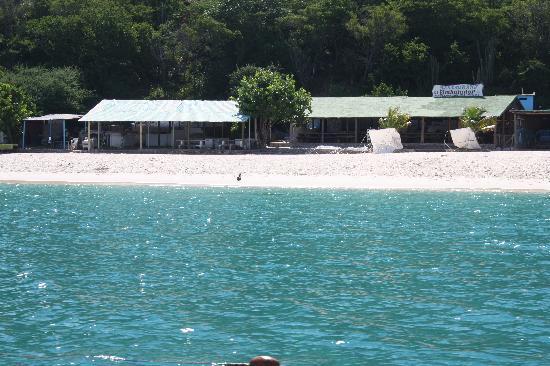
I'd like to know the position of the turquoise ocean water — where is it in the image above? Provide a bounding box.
[0,184,548,365]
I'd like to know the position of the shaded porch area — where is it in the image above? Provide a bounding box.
[22,114,83,149]
[79,100,253,151]
[511,110,550,149]
[293,117,463,144]
[82,121,255,151]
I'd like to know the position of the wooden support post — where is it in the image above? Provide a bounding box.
[420,117,425,144]
[513,114,518,149]
[354,118,358,143]
[157,121,161,147]
[97,122,101,150]
[22,120,26,149]
[88,121,92,152]
[254,118,257,141]
[321,119,325,143]
[241,122,245,140]
[187,122,190,148]
[248,118,251,149]
[172,122,175,148]
[62,120,66,150]
[493,119,498,146]
[147,122,150,148]
[139,122,143,150]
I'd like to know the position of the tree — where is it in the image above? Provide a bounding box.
[0,0,32,67]
[235,68,311,147]
[378,107,411,131]
[346,3,407,82]
[460,106,496,133]
[1,66,93,114]
[228,64,278,98]
[370,82,408,97]
[280,0,354,92]
[1,0,550,107]
[26,0,157,98]
[0,83,34,143]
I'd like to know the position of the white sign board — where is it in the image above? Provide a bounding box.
[368,128,403,154]
[450,128,481,150]
[433,84,484,98]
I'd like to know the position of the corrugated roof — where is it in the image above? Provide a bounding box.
[511,109,550,115]
[25,114,83,121]
[79,100,249,123]
[309,96,518,119]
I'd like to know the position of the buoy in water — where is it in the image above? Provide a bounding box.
[249,356,280,366]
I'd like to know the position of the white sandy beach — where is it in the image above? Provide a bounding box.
[1,151,549,191]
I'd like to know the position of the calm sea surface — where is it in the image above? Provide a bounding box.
[0,184,548,366]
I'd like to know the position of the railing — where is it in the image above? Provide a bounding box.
[297,132,358,143]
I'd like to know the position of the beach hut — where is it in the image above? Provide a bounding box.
[22,114,83,149]
[79,100,251,151]
[510,110,550,149]
[295,95,522,147]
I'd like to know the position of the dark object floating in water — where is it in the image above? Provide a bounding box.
[217,355,279,366]
[249,356,280,366]
[237,173,242,181]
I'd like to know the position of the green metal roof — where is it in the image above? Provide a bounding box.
[309,95,518,119]
[80,100,248,123]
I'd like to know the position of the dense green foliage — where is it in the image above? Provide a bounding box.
[460,106,497,132]
[1,0,549,108]
[378,107,411,131]
[0,66,92,114]
[235,68,312,146]
[0,83,34,143]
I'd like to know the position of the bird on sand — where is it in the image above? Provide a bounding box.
[237,173,242,181]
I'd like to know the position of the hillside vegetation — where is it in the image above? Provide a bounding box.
[1,0,548,112]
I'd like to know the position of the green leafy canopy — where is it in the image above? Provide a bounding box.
[460,106,496,133]
[0,83,35,143]
[379,107,411,131]
[0,66,93,114]
[235,68,311,125]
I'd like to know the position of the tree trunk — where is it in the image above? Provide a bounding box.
[256,119,271,148]
[5,126,16,144]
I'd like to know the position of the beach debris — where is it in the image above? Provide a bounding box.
[180,327,194,334]
[343,146,370,153]
[249,355,280,366]
[314,145,342,152]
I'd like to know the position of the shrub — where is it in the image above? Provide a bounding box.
[379,107,410,131]
[460,106,496,133]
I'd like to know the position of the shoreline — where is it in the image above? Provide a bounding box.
[1,172,549,192]
[1,151,550,192]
